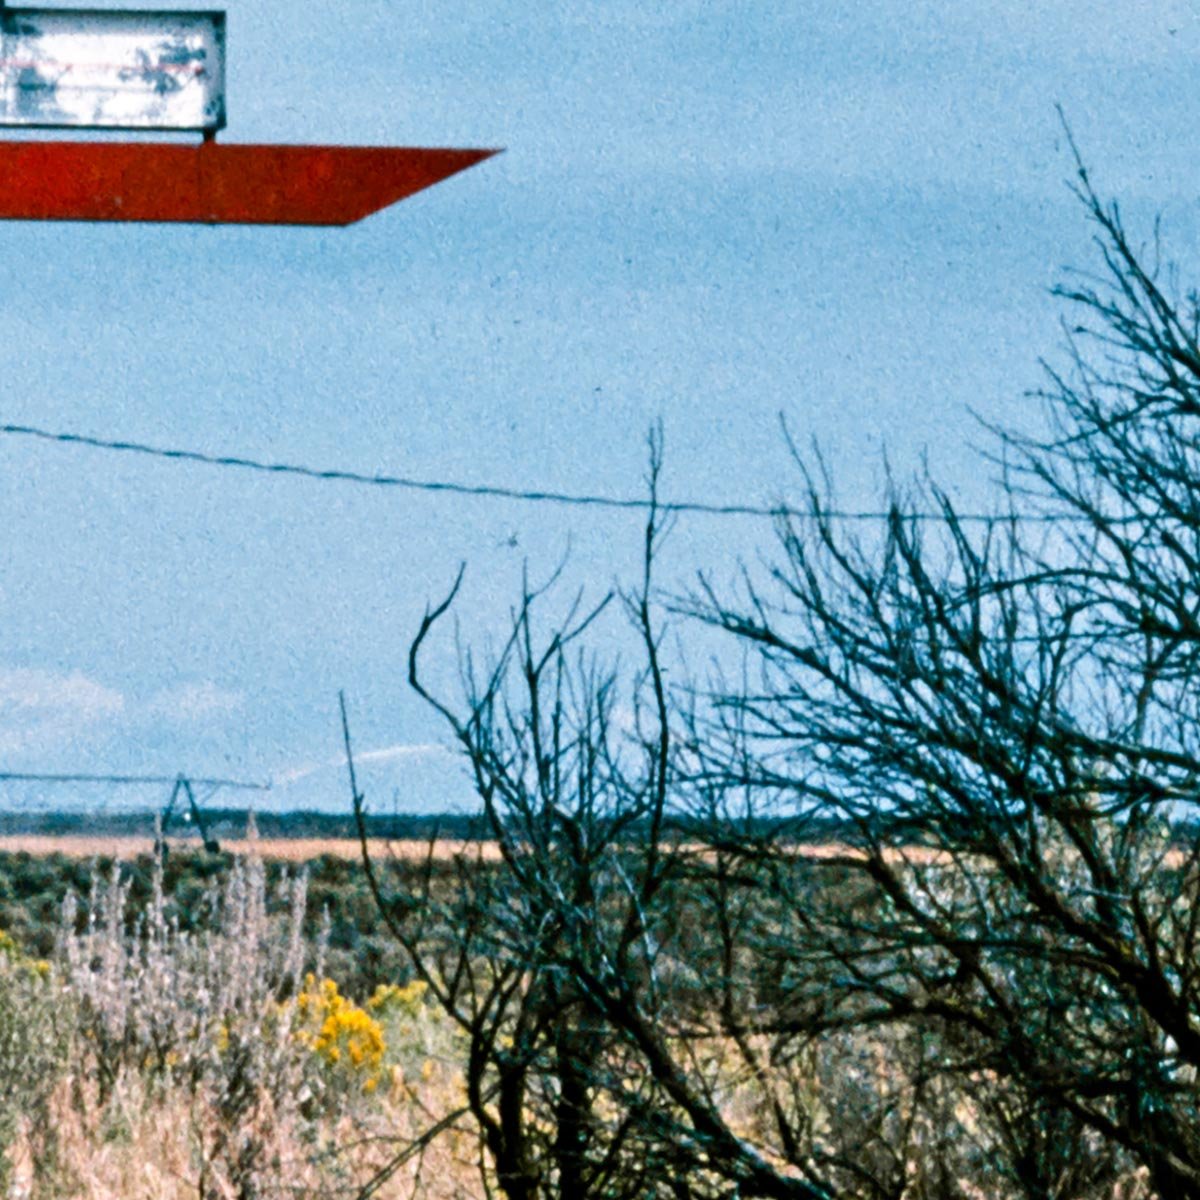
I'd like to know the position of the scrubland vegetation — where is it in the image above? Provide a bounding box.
[0,834,1168,1200]
[0,850,477,1198]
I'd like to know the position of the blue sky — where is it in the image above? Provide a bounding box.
[1,0,1199,814]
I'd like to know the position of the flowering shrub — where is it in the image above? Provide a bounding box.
[0,926,50,977]
[295,973,386,1087]
[367,977,429,1020]
[54,854,317,1195]
[0,853,485,1196]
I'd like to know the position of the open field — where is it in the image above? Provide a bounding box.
[0,834,929,867]
[0,834,1188,868]
[0,835,505,862]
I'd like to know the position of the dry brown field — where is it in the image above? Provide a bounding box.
[0,834,1185,870]
[0,835,1000,866]
[0,835,506,861]
[0,835,879,863]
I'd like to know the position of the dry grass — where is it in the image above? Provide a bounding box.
[0,836,1041,866]
[0,836,504,862]
[9,1068,480,1200]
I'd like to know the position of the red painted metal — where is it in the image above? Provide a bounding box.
[0,140,498,225]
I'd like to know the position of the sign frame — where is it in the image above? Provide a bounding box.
[0,6,226,133]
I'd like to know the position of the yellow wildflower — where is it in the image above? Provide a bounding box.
[367,979,428,1018]
[294,975,385,1087]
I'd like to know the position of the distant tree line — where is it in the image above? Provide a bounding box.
[0,807,493,841]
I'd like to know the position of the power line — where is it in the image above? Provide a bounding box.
[0,771,271,791]
[0,420,1079,524]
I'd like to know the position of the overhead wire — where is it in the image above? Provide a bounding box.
[0,420,1108,524]
[0,424,1189,791]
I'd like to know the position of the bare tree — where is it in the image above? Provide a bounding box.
[356,161,1200,1200]
[348,437,719,1198]
[686,152,1200,1198]
[358,437,877,1199]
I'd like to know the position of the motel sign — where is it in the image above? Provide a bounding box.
[0,5,495,224]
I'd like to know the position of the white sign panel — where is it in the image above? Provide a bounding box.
[0,8,225,131]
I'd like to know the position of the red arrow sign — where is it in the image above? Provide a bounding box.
[0,141,498,225]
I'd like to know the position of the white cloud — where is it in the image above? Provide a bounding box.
[356,744,445,765]
[0,667,125,756]
[0,668,124,719]
[148,681,244,723]
[275,743,447,787]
